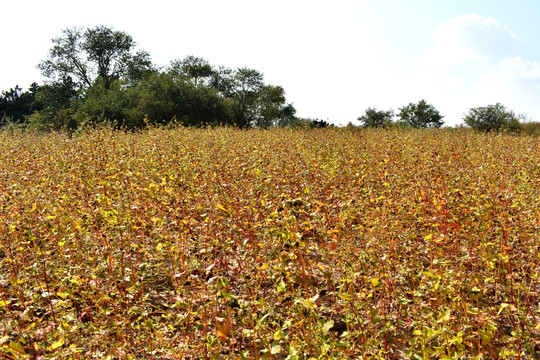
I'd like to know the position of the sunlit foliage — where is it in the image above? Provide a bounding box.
[0,127,538,358]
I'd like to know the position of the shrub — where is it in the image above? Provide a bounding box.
[519,121,540,136]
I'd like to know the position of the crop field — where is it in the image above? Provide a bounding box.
[0,127,539,359]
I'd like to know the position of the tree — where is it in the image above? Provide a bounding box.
[463,103,521,133]
[169,56,214,86]
[0,83,40,125]
[38,26,154,90]
[357,107,394,128]
[398,99,444,128]
[210,67,264,128]
[127,73,228,128]
[27,77,79,131]
[254,85,296,128]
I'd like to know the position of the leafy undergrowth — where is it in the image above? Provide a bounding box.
[0,127,538,359]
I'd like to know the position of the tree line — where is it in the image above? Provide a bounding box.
[356,101,531,133]
[1,26,538,133]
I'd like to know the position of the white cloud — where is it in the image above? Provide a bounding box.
[498,57,540,80]
[416,13,540,124]
[423,13,517,69]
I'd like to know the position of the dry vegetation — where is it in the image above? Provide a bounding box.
[0,127,539,359]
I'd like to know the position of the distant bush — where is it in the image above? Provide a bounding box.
[309,119,333,128]
[463,103,522,133]
[518,121,540,136]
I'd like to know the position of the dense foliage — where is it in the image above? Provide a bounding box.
[0,26,297,131]
[398,100,444,129]
[463,103,522,133]
[0,84,40,126]
[0,127,538,359]
[357,108,394,128]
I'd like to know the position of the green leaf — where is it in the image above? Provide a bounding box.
[397,297,411,305]
[438,309,451,322]
[276,279,286,293]
[337,293,351,301]
[256,313,270,330]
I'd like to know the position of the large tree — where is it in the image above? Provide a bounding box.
[398,99,444,129]
[38,26,154,90]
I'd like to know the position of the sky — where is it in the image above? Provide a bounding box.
[2,0,540,126]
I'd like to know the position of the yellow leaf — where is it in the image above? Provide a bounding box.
[8,341,25,354]
[50,337,64,350]
[216,204,229,213]
[337,293,351,301]
[467,307,478,315]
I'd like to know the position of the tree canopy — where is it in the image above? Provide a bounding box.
[38,26,154,91]
[398,99,444,129]
[463,103,521,133]
[358,107,394,128]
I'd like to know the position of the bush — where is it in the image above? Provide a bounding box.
[309,119,333,128]
[518,121,540,136]
[463,103,521,133]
